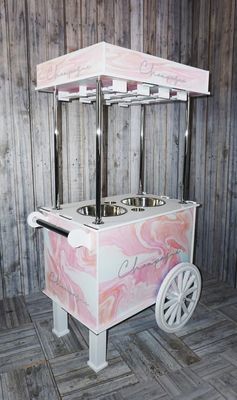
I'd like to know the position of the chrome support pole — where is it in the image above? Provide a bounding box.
[53,88,61,210]
[94,79,103,224]
[138,105,146,195]
[180,95,191,203]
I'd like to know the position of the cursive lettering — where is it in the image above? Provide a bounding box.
[118,249,182,278]
[49,272,88,306]
[139,60,186,86]
[47,64,90,81]
[118,256,139,278]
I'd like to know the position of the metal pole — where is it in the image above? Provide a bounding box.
[180,95,191,203]
[138,105,146,195]
[94,79,103,224]
[36,219,69,237]
[53,88,61,210]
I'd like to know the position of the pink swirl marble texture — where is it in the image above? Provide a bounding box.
[99,209,193,327]
[44,231,96,328]
[37,44,103,88]
[48,215,97,277]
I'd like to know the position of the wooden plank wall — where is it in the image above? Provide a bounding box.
[0,0,236,298]
[190,0,237,286]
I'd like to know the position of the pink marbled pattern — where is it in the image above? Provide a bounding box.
[36,42,209,95]
[105,43,209,94]
[42,207,195,332]
[44,230,97,329]
[99,209,194,328]
[47,215,97,277]
[37,43,104,89]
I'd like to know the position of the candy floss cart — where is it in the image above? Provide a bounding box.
[28,42,209,372]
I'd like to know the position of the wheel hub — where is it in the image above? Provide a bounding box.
[178,294,184,304]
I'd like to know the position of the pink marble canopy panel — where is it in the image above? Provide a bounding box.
[36,42,209,95]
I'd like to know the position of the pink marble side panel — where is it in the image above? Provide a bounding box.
[105,43,209,94]
[98,209,194,330]
[37,42,105,89]
[43,226,97,330]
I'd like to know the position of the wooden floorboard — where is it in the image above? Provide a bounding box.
[0,296,31,330]
[109,307,157,338]
[112,332,177,380]
[50,346,138,400]
[0,324,45,373]
[175,303,226,337]
[200,282,237,309]
[218,303,237,323]
[194,334,237,358]
[34,316,88,360]
[170,386,225,400]
[116,380,168,400]
[0,275,237,399]
[96,393,125,400]
[156,368,213,398]
[25,291,52,322]
[221,348,237,367]
[181,320,237,350]
[147,328,200,367]
[208,368,237,400]
[0,362,60,400]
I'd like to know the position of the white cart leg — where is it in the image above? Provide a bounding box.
[52,301,70,337]
[87,330,108,372]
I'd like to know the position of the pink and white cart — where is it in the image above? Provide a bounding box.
[28,42,209,372]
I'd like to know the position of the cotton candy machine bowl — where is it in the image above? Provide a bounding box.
[121,196,165,207]
[77,204,127,217]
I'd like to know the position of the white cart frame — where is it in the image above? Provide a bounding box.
[28,42,209,372]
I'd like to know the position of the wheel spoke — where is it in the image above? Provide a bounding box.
[181,302,189,315]
[176,304,182,324]
[177,271,183,292]
[164,302,178,321]
[156,263,201,333]
[182,270,191,292]
[168,304,178,326]
[185,297,195,303]
[163,297,177,310]
[166,290,177,300]
[171,279,179,295]
[185,274,196,291]
[184,286,198,297]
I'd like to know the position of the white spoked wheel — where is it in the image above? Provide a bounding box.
[155,262,201,333]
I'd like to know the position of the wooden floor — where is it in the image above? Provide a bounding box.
[0,272,237,399]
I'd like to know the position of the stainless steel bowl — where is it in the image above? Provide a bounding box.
[77,204,127,217]
[121,196,166,207]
